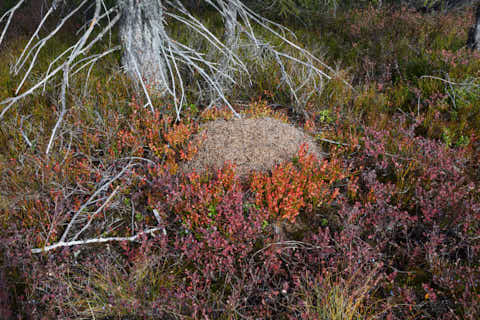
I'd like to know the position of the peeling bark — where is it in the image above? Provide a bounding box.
[467,3,480,50]
[213,0,239,99]
[119,0,169,93]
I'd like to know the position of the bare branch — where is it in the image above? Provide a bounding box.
[0,0,26,48]
[71,185,120,242]
[59,161,132,244]
[420,75,480,87]
[45,63,69,155]
[43,0,101,155]
[31,227,165,253]
[13,0,88,79]
[19,115,33,148]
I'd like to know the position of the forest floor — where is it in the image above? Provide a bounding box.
[1,3,479,319]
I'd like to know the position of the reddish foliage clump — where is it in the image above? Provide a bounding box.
[251,144,342,223]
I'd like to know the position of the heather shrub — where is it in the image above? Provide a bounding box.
[339,117,480,319]
[2,2,480,319]
[250,144,342,224]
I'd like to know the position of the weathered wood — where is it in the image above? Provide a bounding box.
[467,3,480,50]
[119,0,169,94]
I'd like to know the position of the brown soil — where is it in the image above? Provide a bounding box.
[181,117,322,179]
